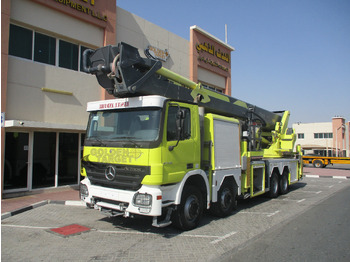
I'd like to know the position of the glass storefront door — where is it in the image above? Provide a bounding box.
[4,131,82,192]
[32,132,56,189]
[58,133,79,186]
[4,132,29,190]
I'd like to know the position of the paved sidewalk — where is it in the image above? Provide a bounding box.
[1,186,81,215]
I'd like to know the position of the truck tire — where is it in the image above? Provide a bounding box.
[211,181,237,217]
[172,185,203,230]
[279,172,289,195]
[268,172,279,198]
[86,203,94,209]
[313,160,324,168]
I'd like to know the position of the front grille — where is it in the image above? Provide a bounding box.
[83,161,150,191]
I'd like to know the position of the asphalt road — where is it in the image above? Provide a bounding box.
[220,184,350,262]
[2,176,350,261]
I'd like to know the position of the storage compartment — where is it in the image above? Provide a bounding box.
[251,162,265,196]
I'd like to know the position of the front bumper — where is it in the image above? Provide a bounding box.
[80,178,162,216]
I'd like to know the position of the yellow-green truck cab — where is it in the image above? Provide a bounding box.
[80,95,208,229]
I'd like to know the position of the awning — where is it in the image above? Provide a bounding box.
[4,120,86,132]
[300,144,334,150]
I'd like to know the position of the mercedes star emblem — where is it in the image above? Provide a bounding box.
[105,166,116,181]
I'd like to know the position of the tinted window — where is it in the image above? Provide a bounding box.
[34,32,56,65]
[9,24,33,59]
[59,40,78,70]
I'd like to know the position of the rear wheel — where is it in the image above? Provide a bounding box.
[172,185,203,231]
[268,172,279,198]
[279,172,289,195]
[313,160,324,168]
[211,182,237,217]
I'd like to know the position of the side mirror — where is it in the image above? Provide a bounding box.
[169,109,186,151]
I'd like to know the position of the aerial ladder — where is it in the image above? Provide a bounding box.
[83,42,293,153]
[80,42,303,230]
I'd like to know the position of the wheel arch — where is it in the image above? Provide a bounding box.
[211,169,241,203]
[270,164,291,178]
[174,169,210,209]
[271,166,281,177]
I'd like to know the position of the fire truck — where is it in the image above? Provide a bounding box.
[79,42,303,230]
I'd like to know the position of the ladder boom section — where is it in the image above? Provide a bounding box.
[83,42,282,131]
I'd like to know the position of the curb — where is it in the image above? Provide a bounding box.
[1,200,85,220]
[305,175,350,179]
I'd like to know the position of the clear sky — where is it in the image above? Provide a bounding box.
[117,0,350,125]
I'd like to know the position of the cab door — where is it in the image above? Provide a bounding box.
[162,102,200,184]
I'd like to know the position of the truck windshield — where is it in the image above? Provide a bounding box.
[86,108,162,142]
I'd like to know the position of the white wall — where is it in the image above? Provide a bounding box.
[116,7,190,79]
[7,57,100,127]
[293,122,333,152]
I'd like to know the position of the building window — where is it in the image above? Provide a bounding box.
[297,133,304,139]
[202,83,224,93]
[9,24,33,60]
[324,133,333,139]
[59,40,79,71]
[314,133,323,139]
[314,133,333,139]
[9,24,91,72]
[34,32,56,65]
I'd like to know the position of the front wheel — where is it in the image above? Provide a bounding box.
[172,185,203,231]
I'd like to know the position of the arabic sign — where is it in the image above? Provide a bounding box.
[198,56,229,72]
[196,42,230,63]
[192,29,232,77]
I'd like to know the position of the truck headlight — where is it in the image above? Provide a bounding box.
[133,193,152,207]
[80,183,89,198]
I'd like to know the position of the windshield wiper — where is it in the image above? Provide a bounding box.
[118,136,141,148]
[89,136,107,146]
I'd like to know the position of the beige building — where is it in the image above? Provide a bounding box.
[1,0,234,196]
[293,117,350,157]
